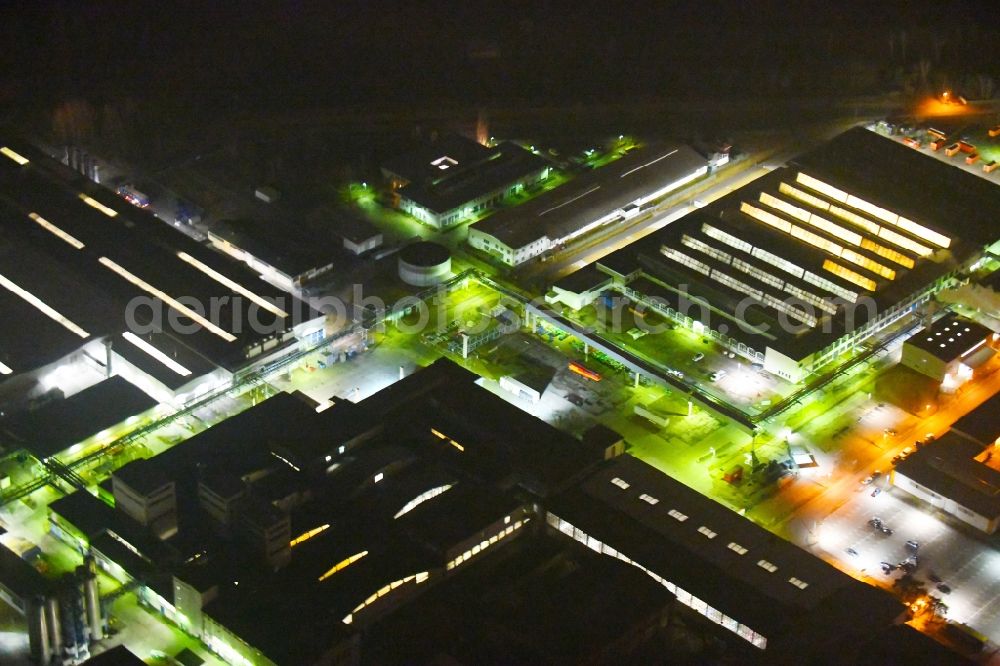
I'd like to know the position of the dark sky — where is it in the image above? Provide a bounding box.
[1,0,997,113]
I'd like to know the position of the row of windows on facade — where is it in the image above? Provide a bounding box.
[545,512,768,650]
[607,477,807,586]
[619,286,765,362]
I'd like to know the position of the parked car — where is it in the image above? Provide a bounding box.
[693,352,705,362]
[862,470,882,485]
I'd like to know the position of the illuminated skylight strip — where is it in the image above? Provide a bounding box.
[898,217,950,249]
[759,192,811,223]
[731,258,783,290]
[702,223,752,254]
[845,195,895,225]
[393,484,454,519]
[842,249,895,280]
[619,148,678,178]
[270,450,301,472]
[0,273,89,338]
[778,182,829,211]
[1,146,29,165]
[860,238,915,269]
[290,523,329,547]
[796,172,848,203]
[762,292,817,327]
[0,360,12,375]
[788,224,844,256]
[784,283,838,315]
[751,246,804,280]
[79,194,118,217]
[428,428,465,452]
[740,202,791,233]
[803,271,858,303]
[878,227,932,257]
[682,235,732,264]
[538,186,600,216]
[744,203,895,281]
[822,260,876,291]
[806,214,863,247]
[709,268,764,302]
[98,257,237,342]
[661,247,711,276]
[176,252,288,318]
[827,205,881,236]
[318,551,368,582]
[122,332,192,377]
[28,213,85,249]
[798,173,950,249]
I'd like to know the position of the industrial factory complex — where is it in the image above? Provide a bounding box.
[549,129,1000,382]
[0,139,325,410]
[23,360,908,665]
[3,118,1000,666]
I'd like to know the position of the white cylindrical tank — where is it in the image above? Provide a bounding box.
[27,596,51,665]
[83,571,102,641]
[398,242,452,287]
[46,595,63,658]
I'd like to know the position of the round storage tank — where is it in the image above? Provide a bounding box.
[398,241,452,287]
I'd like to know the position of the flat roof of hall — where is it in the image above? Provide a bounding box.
[793,127,1000,249]
[952,391,1000,445]
[208,205,365,280]
[473,143,707,249]
[0,376,157,460]
[112,389,319,496]
[362,533,676,664]
[905,313,993,363]
[547,455,902,643]
[381,133,493,185]
[397,141,548,215]
[0,138,319,375]
[589,129,994,362]
[0,538,50,599]
[894,430,1000,519]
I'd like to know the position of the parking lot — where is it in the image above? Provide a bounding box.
[809,484,1000,642]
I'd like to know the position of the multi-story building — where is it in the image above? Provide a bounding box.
[382,134,551,229]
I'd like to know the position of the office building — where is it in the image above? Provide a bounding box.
[382,134,551,229]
